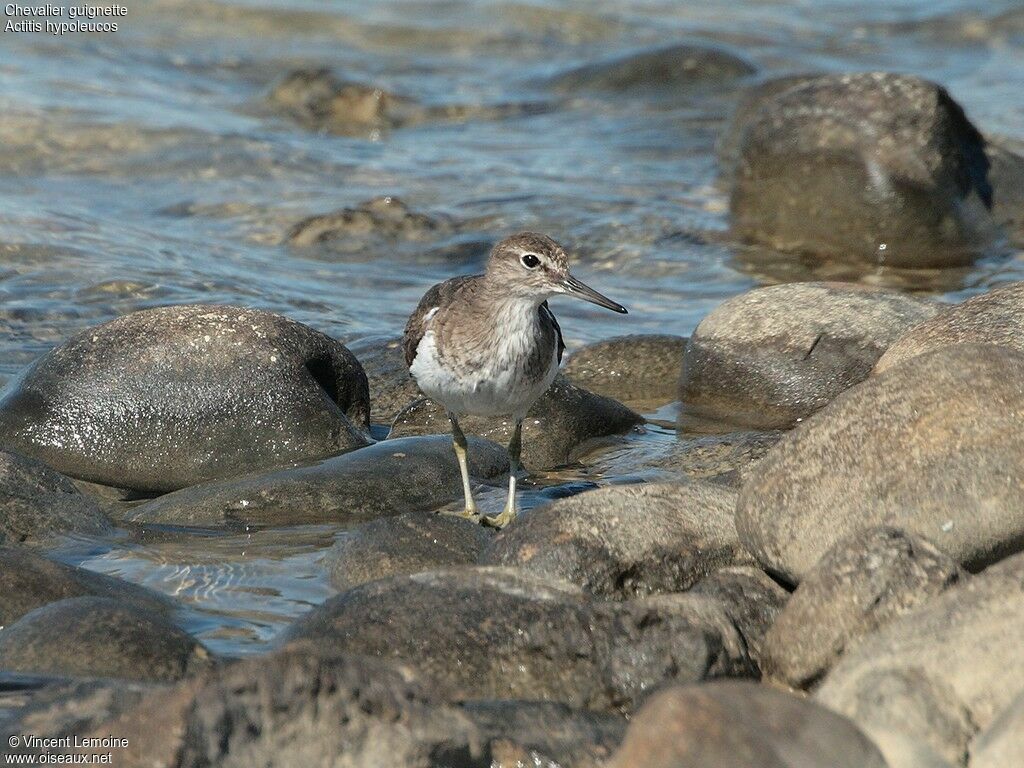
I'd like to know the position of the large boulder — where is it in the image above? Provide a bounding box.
[817,551,1024,765]
[876,281,1024,373]
[326,512,490,591]
[481,481,751,598]
[737,344,1024,582]
[283,567,752,713]
[0,451,110,544]
[0,305,371,493]
[0,596,211,682]
[562,334,687,403]
[729,72,996,267]
[679,282,939,429]
[0,546,173,627]
[389,375,644,470]
[607,681,888,768]
[761,527,965,688]
[549,43,755,94]
[126,435,509,528]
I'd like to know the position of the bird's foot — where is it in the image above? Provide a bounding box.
[439,506,481,524]
[481,506,517,529]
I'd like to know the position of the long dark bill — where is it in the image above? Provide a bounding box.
[562,274,628,314]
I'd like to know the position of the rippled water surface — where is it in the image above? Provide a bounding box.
[2,0,1023,654]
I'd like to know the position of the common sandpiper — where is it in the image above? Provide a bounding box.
[403,232,627,528]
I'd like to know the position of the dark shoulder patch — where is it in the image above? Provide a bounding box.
[540,301,565,365]
[403,275,477,368]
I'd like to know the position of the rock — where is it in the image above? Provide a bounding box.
[326,512,490,591]
[0,546,173,628]
[607,681,888,768]
[481,481,750,598]
[266,68,414,134]
[0,451,110,544]
[876,281,1024,373]
[971,689,1024,768]
[736,344,1024,582]
[679,282,939,429]
[283,567,751,713]
[0,305,371,493]
[286,196,452,247]
[462,700,626,768]
[562,334,687,403]
[389,376,644,470]
[817,551,1024,765]
[127,435,509,528]
[0,597,212,682]
[549,43,755,94]
[987,138,1024,245]
[730,72,996,267]
[691,566,789,666]
[762,527,965,688]
[654,430,782,487]
[346,334,422,426]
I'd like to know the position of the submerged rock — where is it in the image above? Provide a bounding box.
[0,451,110,545]
[0,305,371,493]
[127,435,509,528]
[0,546,173,627]
[761,527,964,688]
[0,596,211,683]
[549,43,755,94]
[729,72,996,267]
[562,334,687,403]
[875,281,1024,373]
[389,376,643,470]
[679,282,938,429]
[284,567,751,713]
[736,344,1024,582]
[287,196,453,247]
[607,681,887,768]
[326,512,490,591]
[481,481,750,598]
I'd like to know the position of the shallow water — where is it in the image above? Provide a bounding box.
[2,0,1023,655]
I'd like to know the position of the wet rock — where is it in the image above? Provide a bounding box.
[817,551,1024,765]
[462,700,625,768]
[607,681,888,768]
[266,68,413,134]
[0,597,211,683]
[562,334,687,403]
[0,546,173,628]
[481,481,750,598]
[729,72,996,267]
[876,281,1024,373]
[0,451,110,544]
[737,344,1024,582]
[284,567,750,713]
[346,334,422,426]
[0,305,371,493]
[127,435,509,528]
[656,430,782,487]
[762,527,964,688]
[987,138,1024,245]
[971,690,1024,768]
[326,512,490,591]
[691,566,789,666]
[679,282,938,429]
[389,376,644,470]
[287,196,452,247]
[549,43,755,94]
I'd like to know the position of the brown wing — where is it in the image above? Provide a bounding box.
[540,301,565,365]
[403,275,478,368]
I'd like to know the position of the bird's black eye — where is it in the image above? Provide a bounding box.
[520,253,540,269]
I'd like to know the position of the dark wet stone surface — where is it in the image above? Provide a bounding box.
[127,435,509,528]
[287,196,453,246]
[562,334,687,403]
[346,334,423,426]
[0,305,371,493]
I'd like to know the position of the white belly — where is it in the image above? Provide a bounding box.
[410,330,558,419]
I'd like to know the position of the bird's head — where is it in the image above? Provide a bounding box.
[484,232,627,313]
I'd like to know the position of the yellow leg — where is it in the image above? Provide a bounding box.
[444,413,479,520]
[483,419,522,529]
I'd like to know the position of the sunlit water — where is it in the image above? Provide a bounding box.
[1,0,1023,655]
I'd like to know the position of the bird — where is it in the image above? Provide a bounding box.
[403,232,627,528]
